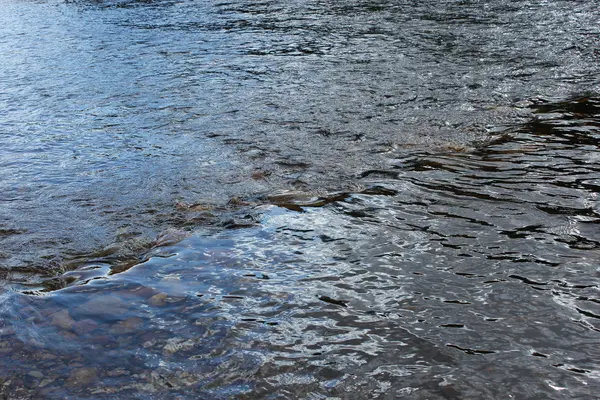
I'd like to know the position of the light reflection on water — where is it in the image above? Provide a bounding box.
[0,0,599,398]
[3,135,600,397]
[1,0,599,272]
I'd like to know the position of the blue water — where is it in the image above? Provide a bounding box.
[1,0,600,398]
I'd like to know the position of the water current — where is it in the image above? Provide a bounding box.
[1,0,600,398]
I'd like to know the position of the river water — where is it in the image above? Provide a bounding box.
[1,0,600,398]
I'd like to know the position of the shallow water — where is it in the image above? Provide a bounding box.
[1,0,600,398]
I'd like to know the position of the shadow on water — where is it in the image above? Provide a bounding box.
[0,97,599,398]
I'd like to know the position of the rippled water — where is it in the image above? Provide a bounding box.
[1,0,600,398]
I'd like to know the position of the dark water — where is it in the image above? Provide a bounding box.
[1,0,600,398]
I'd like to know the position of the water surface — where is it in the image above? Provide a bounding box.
[0,0,599,398]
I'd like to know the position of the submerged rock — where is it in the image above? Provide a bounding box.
[50,310,75,331]
[76,295,127,317]
[148,293,168,307]
[27,371,43,379]
[111,317,143,335]
[106,368,129,377]
[67,367,97,387]
[251,169,271,180]
[152,229,190,248]
[73,319,98,336]
[175,202,213,212]
[266,190,348,211]
[38,377,56,388]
